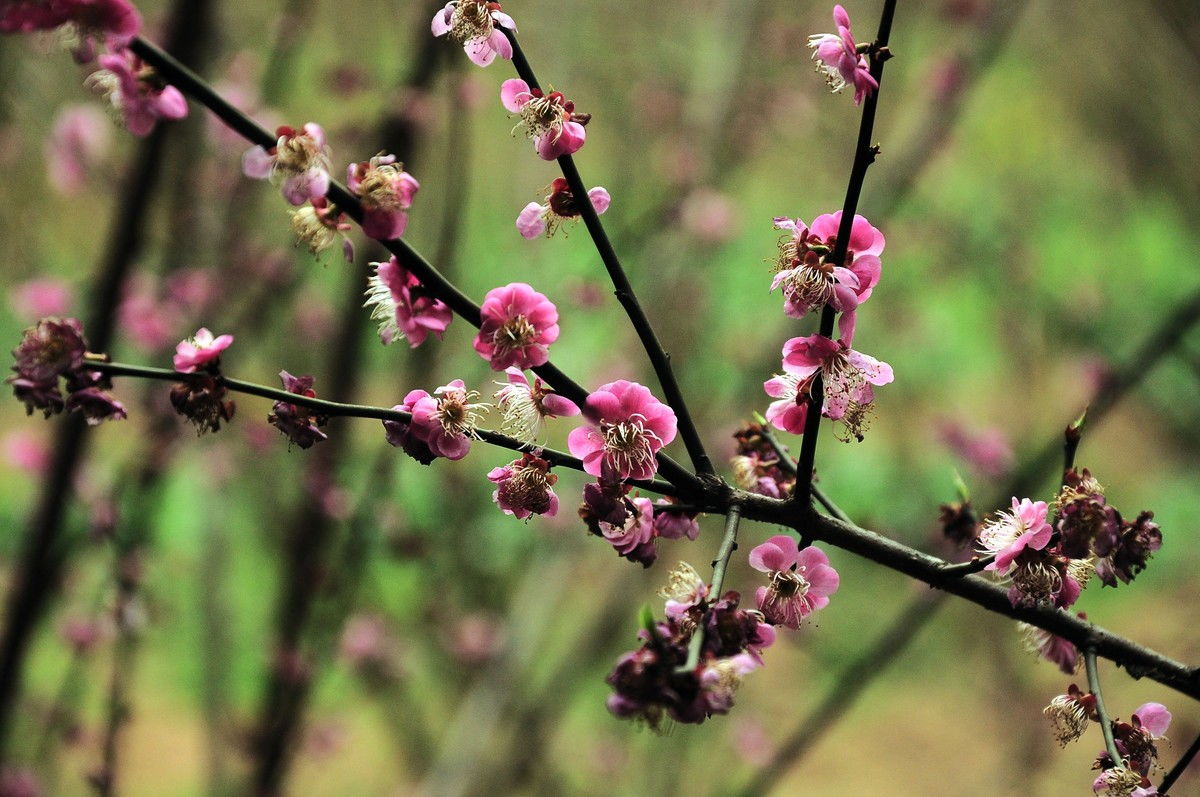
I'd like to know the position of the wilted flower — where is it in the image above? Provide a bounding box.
[596,495,658,567]
[658,561,708,622]
[567,380,677,481]
[290,197,353,261]
[169,373,235,435]
[748,535,840,628]
[487,452,558,518]
[474,282,560,370]
[501,79,588,160]
[242,123,331,206]
[173,328,233,373]
[492,367,579,444]
[516,178,610,238]
[1095,512,1161,588]
[8,317,123,423]
[652,500,700,541]
[87,50,187,136]
[1019,620,1082,674]
[807,4,878,104]
[730,423,796,499]
[346,152,419,240]
[363,257,453,347]
[1044,684,1096,746]
[1056,469,1120,559]
[267,371,328,449]
[431,0,516,67]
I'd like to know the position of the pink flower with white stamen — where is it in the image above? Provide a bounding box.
[501,79,587,160]
[473,283,560,371]
[493,367,579,444]
[567,381,678,481]
[87,50,187,137]
[364,257,453,347]
[173,328,233,373]
[516,177,610,238]
[399,379,489,462]
[242,123,331,206]
[346,153,419,240]
[749,535,840,629]
[765,332,893,441]
[658,561,708,621]
[770,212,883,319]
[431,0,516,67]
[977,498,1053,575]
[808,4,878,105]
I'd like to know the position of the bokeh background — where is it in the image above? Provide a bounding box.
[1,0,1199,794]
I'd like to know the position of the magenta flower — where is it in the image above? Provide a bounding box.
[807,4,878,104]
[8,278,72,320]
[173,328,233,373]
[473,283,560,371]
[242,123,331,206]
[500,79,587,160]
[346,153,420,240]
[567,380,678,481]
[363,257,453,347]
[516,177,610,238]
[748,535,840,628]
[1132,703,1171,740]
[2,0,140,56]
[487,452,558,519]
[493,367,579,444]
[764,332,893,441]
[385,380,487,463]
[598,496,657,567]
[652,501,700,541]
[770,212,883,319]
[977,498,1053,574]
[87,50,187,137]
[267,371,328,449]
[431,0,516,67]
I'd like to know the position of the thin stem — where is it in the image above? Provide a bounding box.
[682,504,743,672]
[1159,727,1200,795]
[88,360,686,498]
[503,31,716,480]
[1086,647,1123,765]
[793,0,899,506]
[125,35,703,496]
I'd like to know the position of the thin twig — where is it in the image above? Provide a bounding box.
[1085,647,1123,765]
[682,504,742,673]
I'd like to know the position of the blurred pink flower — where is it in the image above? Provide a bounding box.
[8,278,72,318]
[88,50,187,137]
[807,4,877,104]
[173,328,233,373]
[938,419,1015,478]
[680,189,737,244]
[446,612,504,665]
[749,535,840,628]
[501,79,587,160]
[473,282,560,370]
[431,0,516,67]
[44,104,109,194]
[568,381,678,481]
[3,431,49,474]
[242,123,330,206]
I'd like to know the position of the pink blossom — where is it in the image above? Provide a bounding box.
[87,50,187,137]
[473,282,560,370]
[346,153,419,240]
[567,380,678,481]
[118,278,176,352]
[8,278,72,319]
[1132,703,1171,739]
[749,535,840,628]
[765,332,893,441]
[770,212,883,319]
[44,105,109,194]
[500,79,587,160]
[487,452,558,519]
[431,0,516,67]
[493,367,579,444]
[173,328,233,373]
[242,123,330,206]
[3,430,49,474]
[516,178,610,238]
[978,498,1053,574]
[652,501,700,541]
[807,4,878,104]
[386,380,487,462]
[598,496,657,566]
[363,257,453,347]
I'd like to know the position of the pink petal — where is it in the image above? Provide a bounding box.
[464,37,497,67]
[516,202,547,238]
[1133,703,1172,737]
[587,187,611,214]
[431,3,454,36]
[154,87,188,120]
[242,146,273,179]
[748,535,798,572]
[500,79,530,112]
[539,393,579,418]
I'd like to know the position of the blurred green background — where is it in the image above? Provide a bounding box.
[0,0,1198,794]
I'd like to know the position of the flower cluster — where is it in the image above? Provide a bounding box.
[382,380,489,464]
[8,317,126,425]
[729,422,797,499]
[501,79,588,160]
[267,371,328,449]
[363,257,453,347]
[605,579,774,727]
[488,451,558,519]
[577,481,696,568]
[516,178,610,239]
[86,49,187,136]
[976,472,1161,609]
[431,0,516,68]
[808,4,878,104]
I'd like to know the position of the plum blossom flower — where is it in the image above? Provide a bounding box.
[976,498,1053,574]
[1095,511,1162,588]
[652,501,700,541]
[658,561,708,622]
[383,380,488,463]
[363,257,453,347]
[567,380,678,481]
[487,452,558,518]
[346,153,419,240]
[516,178,610,238]
[267,371,328,449]
[501,79,588,160]
[430,0,516,67]
[1092,768,1152,797]
[1019,620,1082,675]
[44,105,110,195]
[87,50,187,137]
[764,332,893,441]
[748,535,840,628]
[173,328,233,373]
[290,197,353,261]
[492,368,579,444]
[242,123,331,206]
[807,4,878,104]
[769,212,883,319]
[1044,684,1096,746]
[597,495,657,567]
[473,283,560,370]
[8,278,72,321]
[169,373,234,434]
